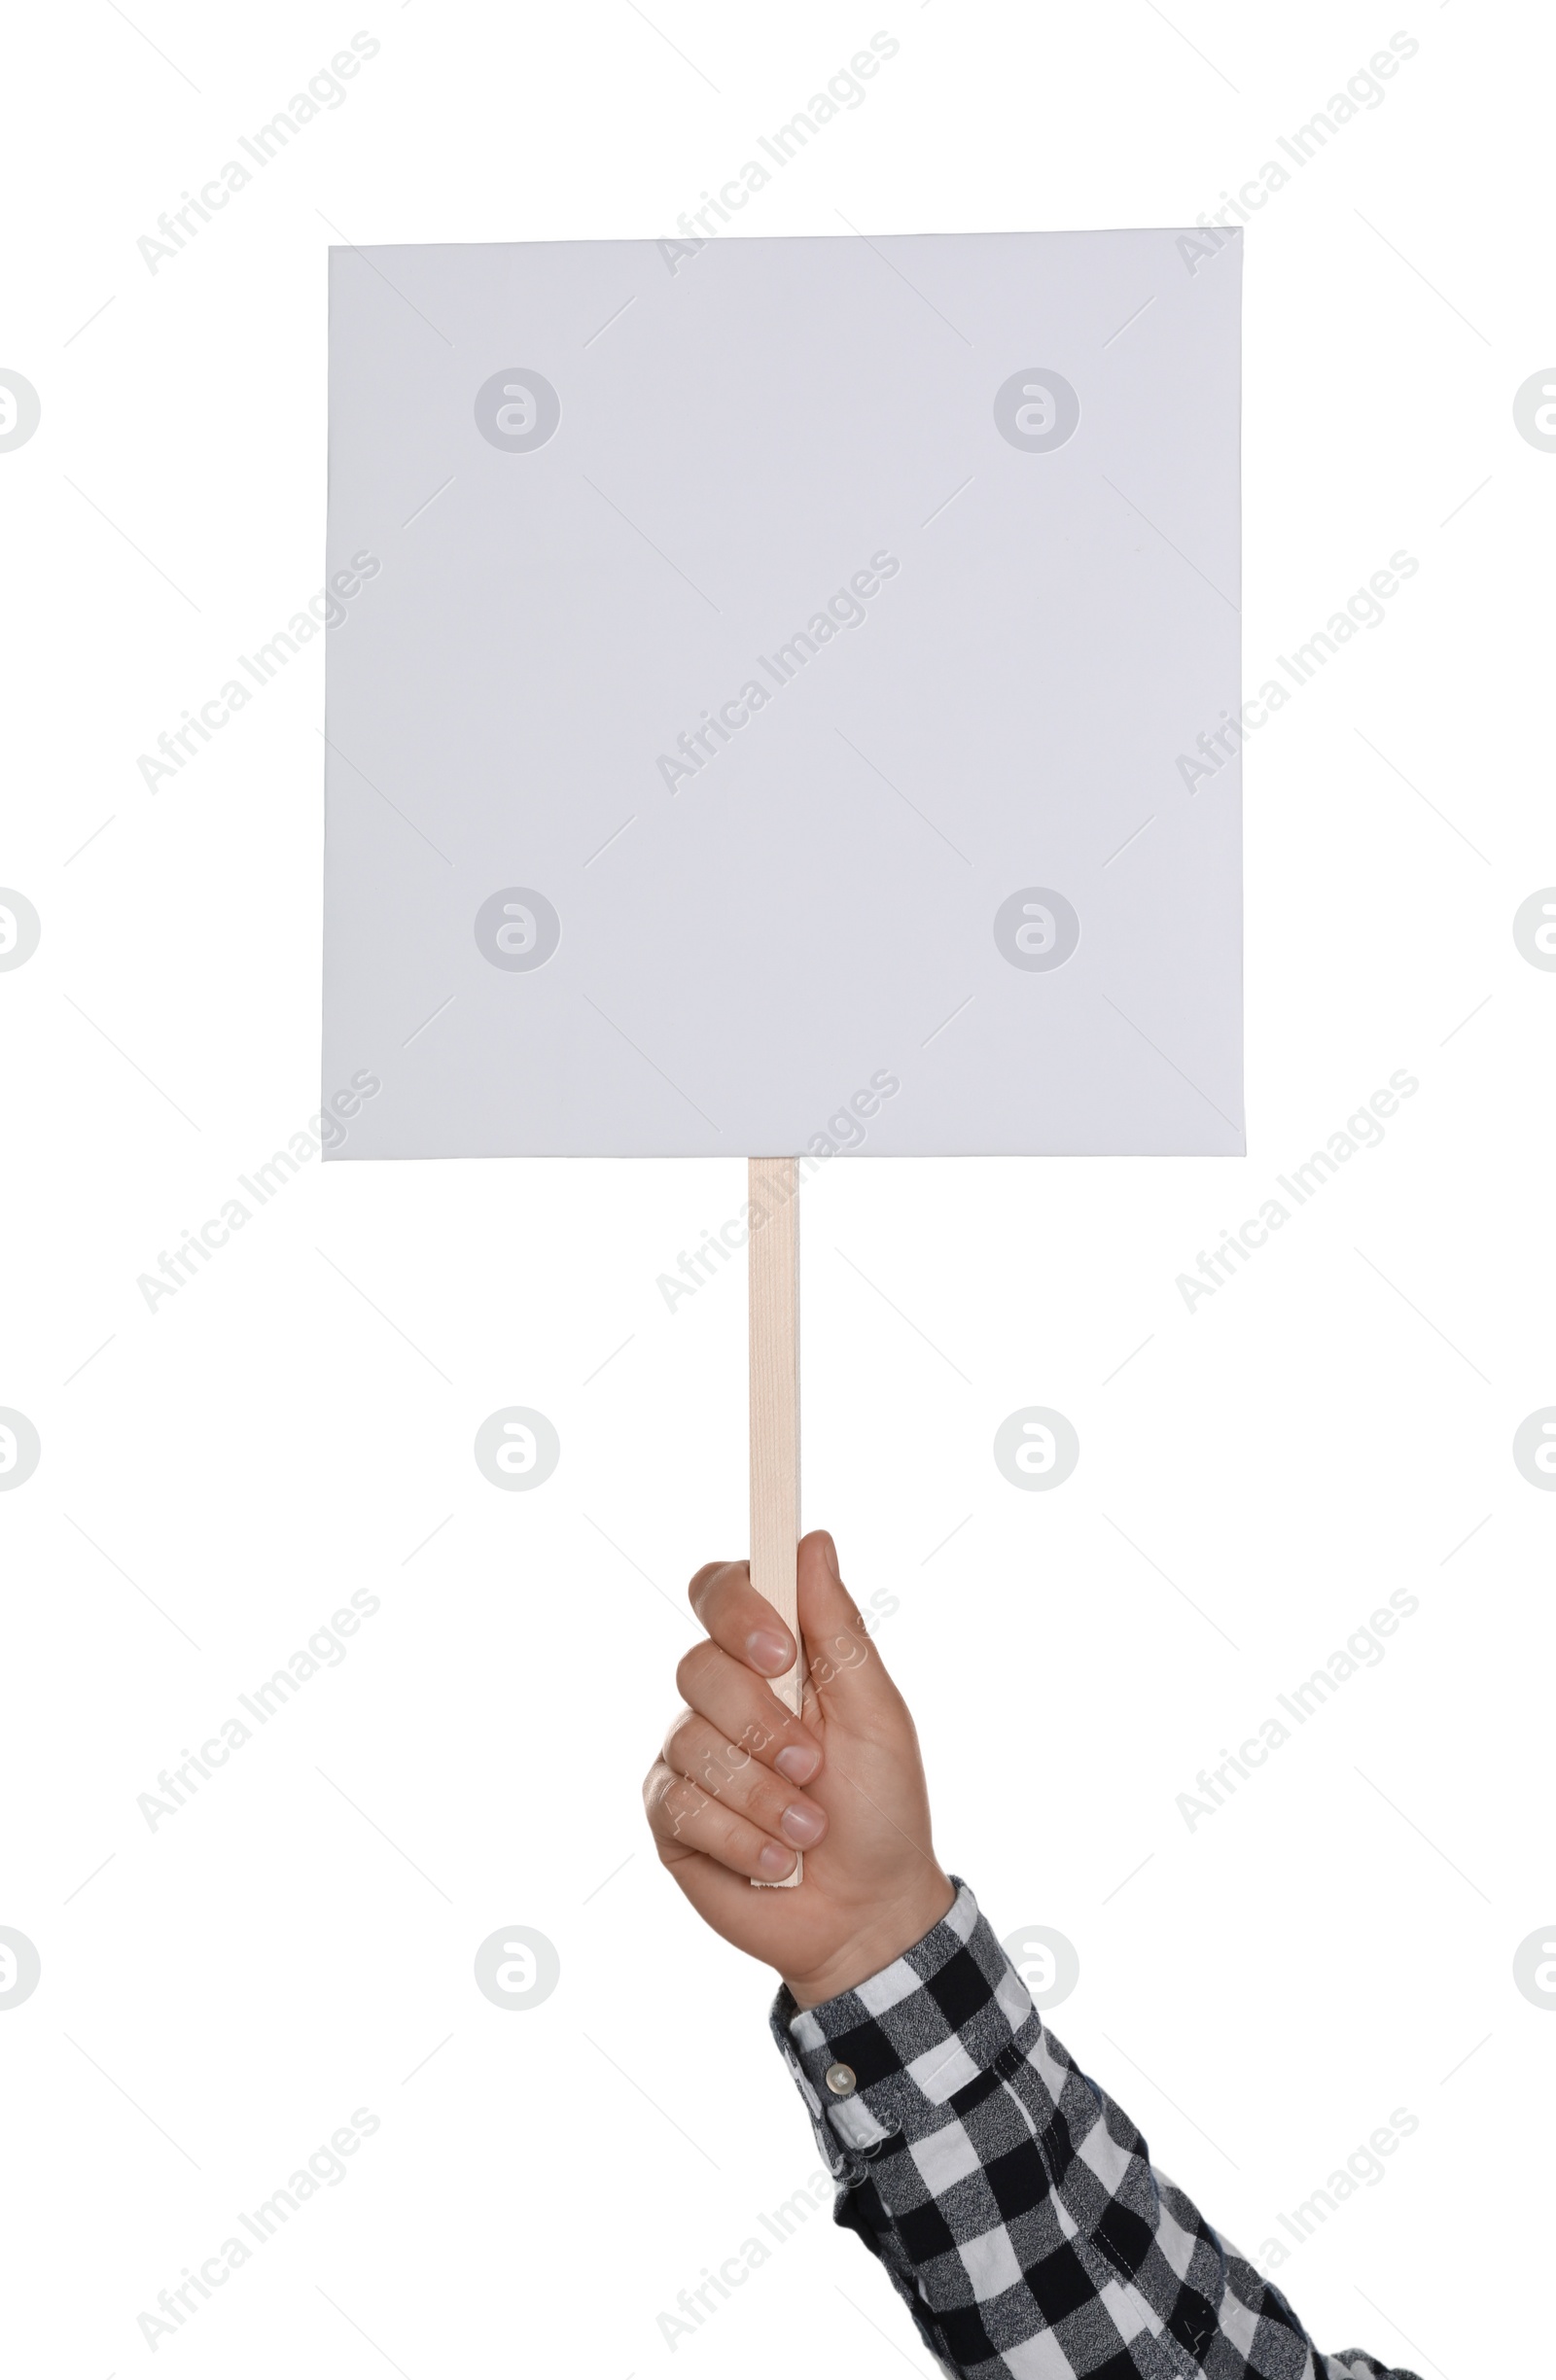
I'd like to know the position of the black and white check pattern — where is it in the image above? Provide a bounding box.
[770,1881,1421,2379]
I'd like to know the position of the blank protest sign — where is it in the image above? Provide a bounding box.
[322,229,1242,1158]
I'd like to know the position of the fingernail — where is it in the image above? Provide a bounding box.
[781,1802,825,1846]
[758,1841,795,1876]
[747,1627,792,1673]
[821,1532,840,1579]
[775,1743,820,1785]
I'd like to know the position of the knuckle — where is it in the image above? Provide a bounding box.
[674,1640,719,1703]
[663,1716,711,1778]
[711,1805,761,1864]
[643,1766,676,1829]
[684,1732,752,1800]
[686,1560,724,1613]
[659,1774,708,1837]
[721,1757,782,1825]
[660,1711,691,1763]
[688,1558,746,1623]
[753,1773,796,1831]
[740,1713,785,1764]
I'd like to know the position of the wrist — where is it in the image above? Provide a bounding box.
[783,1869,956,2011]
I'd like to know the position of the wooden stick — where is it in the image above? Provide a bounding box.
[748,1156,804,1888]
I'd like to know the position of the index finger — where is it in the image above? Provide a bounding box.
[688,1559,796,1679]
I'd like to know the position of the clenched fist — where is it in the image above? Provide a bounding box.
[642,1530,955,2009]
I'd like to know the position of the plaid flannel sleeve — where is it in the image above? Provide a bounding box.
[769,1880,1422,2380]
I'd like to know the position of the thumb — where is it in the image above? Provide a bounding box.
[796,1531,898,1714]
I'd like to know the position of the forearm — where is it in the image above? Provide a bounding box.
[771,1881,1421,2380]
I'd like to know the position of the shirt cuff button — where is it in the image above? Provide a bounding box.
[825,2062,856,2096]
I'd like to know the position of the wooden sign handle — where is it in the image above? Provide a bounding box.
[748,1157,805,1887]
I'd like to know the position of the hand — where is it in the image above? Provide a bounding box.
[642,1530,955,2009]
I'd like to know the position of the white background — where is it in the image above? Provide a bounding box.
[2,4,1552,2373]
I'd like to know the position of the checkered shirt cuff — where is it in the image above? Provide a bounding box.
[768,1879,1422,2380]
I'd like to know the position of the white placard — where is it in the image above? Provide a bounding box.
[323,228,1242,1156]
